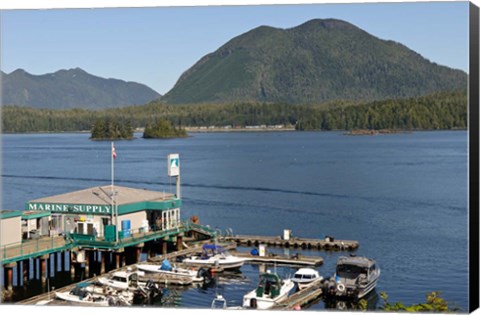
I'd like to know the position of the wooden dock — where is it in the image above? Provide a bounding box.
[273,278,324,310]
[221,234,359,251]
[231,250,323,266]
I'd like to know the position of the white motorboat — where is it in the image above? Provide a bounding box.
[292,268,324,290]
[98,268,144,291]
[137,259,204,282]
[183,244,248,270]
[324,255,380,299]
[211,294,244,310]
[55,291,110,306]
[54,282,131,306]
[242,271,295,309]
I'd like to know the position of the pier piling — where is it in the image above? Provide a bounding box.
[162,240,168,255]
[4,264,15,290]
[100,252,106,274]
[40,256,48,284]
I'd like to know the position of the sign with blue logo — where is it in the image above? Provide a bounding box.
[168,153,180,177]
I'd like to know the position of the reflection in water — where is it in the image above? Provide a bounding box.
[324,290,380,311]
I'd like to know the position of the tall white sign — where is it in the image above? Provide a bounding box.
[168,153,180,177]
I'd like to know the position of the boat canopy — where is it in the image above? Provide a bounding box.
[295,268,318,276]
[202,244,224,250]
[202,244,226,254]
[337,256,376,268]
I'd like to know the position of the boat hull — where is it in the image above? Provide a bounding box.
[183,255,246,270]
[136,264,203,282]
[55,292,109,306]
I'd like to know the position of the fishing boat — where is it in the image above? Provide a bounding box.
[137,259,204,282]
[292,268,324,290]
[183,244,247,270]
[242,270,295,309]
[324,255,380,299]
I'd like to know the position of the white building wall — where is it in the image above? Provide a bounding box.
[117,211,147,232]
[1,217,22,246]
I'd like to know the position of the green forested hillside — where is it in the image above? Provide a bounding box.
[1,68,160,109]
[162,19,467,104]
[2,90,467,133]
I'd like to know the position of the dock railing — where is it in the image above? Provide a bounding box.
[68,223,190,249]
[1,235,72,265]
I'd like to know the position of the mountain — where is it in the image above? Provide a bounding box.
[162,19,467,104]
[1,68,161,109]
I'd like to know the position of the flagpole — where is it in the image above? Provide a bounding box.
[111,142,114,194]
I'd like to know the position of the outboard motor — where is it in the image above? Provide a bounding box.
[327,280,337,296]
[146,279,155,290]
[197,267,213,284]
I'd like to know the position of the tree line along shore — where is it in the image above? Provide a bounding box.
[2,90,467,137]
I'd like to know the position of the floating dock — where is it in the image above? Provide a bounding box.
[221,234,359,251]
[231,250,323,266]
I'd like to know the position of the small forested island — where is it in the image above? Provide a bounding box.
[143,118,187,139]
[90,118,134,140]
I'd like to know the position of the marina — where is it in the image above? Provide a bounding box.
[1,131,469,310]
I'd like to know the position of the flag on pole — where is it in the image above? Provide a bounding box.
[112,143,117,160]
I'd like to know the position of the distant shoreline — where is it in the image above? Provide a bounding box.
[1,127,467,135]
[184,126,296,133]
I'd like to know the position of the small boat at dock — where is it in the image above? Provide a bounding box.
[55,291,110,306]
[98,268,144,291]
[54,282,131,306]
[292,268,324,290]
[324,255,380,299]
[183,244,248,270]
[137,259,204,282]
[242,270,294,309]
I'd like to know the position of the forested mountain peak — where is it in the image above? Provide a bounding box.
[162,18,466,104]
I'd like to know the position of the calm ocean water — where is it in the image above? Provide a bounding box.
[1,131,468,310]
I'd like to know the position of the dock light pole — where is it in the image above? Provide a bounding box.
[111,142,118,243]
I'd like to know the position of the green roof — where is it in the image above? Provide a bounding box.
[26,185,180,215]
[0,210,23,219]
[21,211,51,220]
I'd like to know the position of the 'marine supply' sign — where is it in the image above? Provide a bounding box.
[27,203,112,214]
[168,153,180,177]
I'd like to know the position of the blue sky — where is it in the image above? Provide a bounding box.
[1,2,469,94]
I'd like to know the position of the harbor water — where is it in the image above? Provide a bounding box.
[1,131,468,310]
